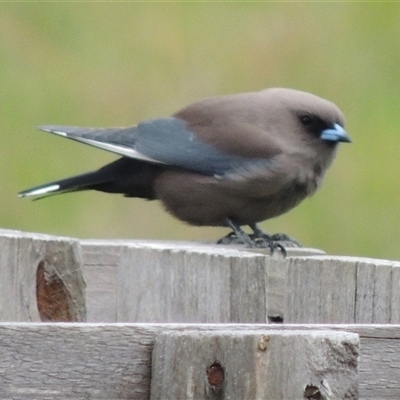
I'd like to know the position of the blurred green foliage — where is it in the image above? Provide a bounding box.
[2,3,400,259]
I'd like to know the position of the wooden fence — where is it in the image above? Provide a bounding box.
[1,228,400,399]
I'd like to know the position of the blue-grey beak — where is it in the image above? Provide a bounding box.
[321,123,351,143]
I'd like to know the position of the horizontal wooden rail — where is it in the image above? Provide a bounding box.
[81,239,400,324]
[0,323,399,399]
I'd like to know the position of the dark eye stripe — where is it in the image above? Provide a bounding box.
[299,115,313,126]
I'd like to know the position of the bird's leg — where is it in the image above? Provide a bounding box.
[249,223,272,240]
[217,218,255,247]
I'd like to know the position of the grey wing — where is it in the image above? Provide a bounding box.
[39,117,274,176]
[134,118,277,176]
[38,125,162,164]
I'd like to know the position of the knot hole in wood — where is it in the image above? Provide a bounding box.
[36,260,73,322]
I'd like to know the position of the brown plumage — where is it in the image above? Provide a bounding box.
[19,88,351,248]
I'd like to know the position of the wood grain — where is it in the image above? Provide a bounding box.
[285,256,400,324]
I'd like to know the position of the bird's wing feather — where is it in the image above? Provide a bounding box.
[134,118,276,175]
[39,116,281,176]
[38,125,163,164]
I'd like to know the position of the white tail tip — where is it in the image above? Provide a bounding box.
[19,184,60,198]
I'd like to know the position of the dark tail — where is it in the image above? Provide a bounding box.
[18,157,161,200]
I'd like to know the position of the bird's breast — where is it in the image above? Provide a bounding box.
[154,158,321,227]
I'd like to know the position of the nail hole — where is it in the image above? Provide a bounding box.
[268,315,284,323]
[206,362,225,388]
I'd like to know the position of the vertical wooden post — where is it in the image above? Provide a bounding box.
[0,229,86,322]
[151,329,359,399]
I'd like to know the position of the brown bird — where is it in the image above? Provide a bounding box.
[19,88,351,250]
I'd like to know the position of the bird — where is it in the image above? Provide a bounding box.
[19,88,351,251]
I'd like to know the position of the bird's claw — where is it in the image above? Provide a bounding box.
[218,219,301,256]
[217,231,237,244]
[217,231,256,247]
[271,233,302,247]
[252,232,302,248]
[249,235,287,256]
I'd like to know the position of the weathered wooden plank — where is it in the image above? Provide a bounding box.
[260,247,325,322]
[84,264,118,322]
[151,330,359,400]
[0,229,85,322]
[81,240,400,325]
[81,239,128,322]
[356,258,393,323]
[81,239,325,323]
[0,323,399,399]
[285,256,400,324]
[286,256,357,323]
[117,245,268,323]
[0,323,153,399]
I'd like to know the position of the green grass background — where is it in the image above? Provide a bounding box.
[2,3,400,260]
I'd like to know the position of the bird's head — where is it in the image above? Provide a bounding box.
[262,88,351,148]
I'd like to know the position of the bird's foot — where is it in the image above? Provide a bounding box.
[217,218,257,248]
[217,231,256,247]
[265,233,302,248]
[249,234,288,256]
[217,219,301,256]
[217,231,287,255]
[249,224,302,256]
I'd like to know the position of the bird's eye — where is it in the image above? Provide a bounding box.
[299,115,313,126]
